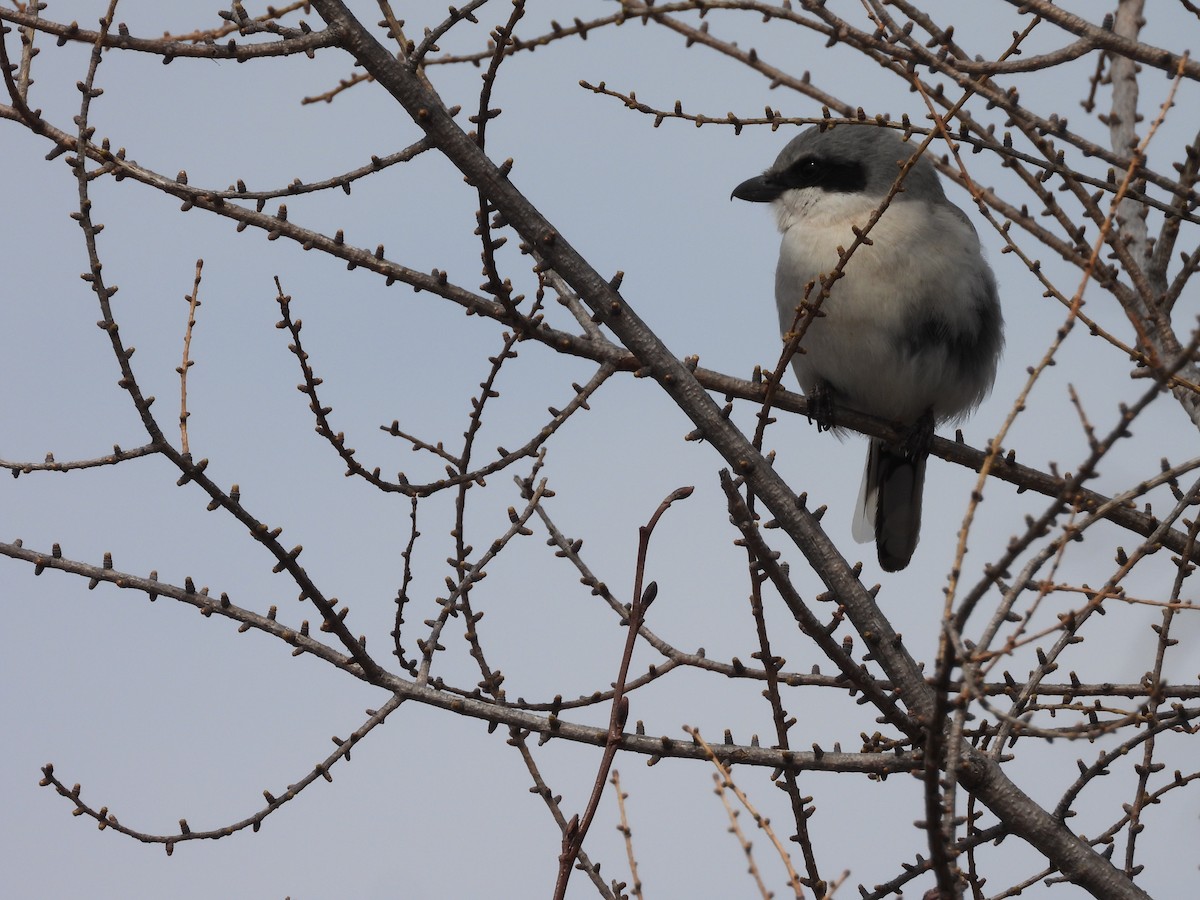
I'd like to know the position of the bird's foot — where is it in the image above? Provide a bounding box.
[806,383,837,432]
[898,411,934,460]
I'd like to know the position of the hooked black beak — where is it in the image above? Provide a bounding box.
[731,174,784,203]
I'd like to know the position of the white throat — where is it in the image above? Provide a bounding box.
[771,187,895,234]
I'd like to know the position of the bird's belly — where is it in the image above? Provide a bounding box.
[793,317,945,424]
[775,219,989,424]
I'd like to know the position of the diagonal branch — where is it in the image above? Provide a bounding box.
[304,4,1155,896]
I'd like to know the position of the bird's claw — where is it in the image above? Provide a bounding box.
[898,411,934,459]
[807,382,837,432]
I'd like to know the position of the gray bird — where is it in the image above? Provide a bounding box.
[732,124,1003,571]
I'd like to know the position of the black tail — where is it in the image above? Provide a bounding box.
[854,439,927,572]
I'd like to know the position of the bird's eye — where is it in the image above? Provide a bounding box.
[778,156,866,193]
[779,157,822,187]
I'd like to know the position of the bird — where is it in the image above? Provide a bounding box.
[732,123,1003,571]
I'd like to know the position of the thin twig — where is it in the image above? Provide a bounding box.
[553,487,693,900]
[177,260,203,456]
[687,726,803,899]
[611,771,644,900]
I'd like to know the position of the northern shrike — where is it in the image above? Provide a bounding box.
[733,124,1003,571]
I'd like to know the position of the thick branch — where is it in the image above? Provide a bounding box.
[303,4,1155,896]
